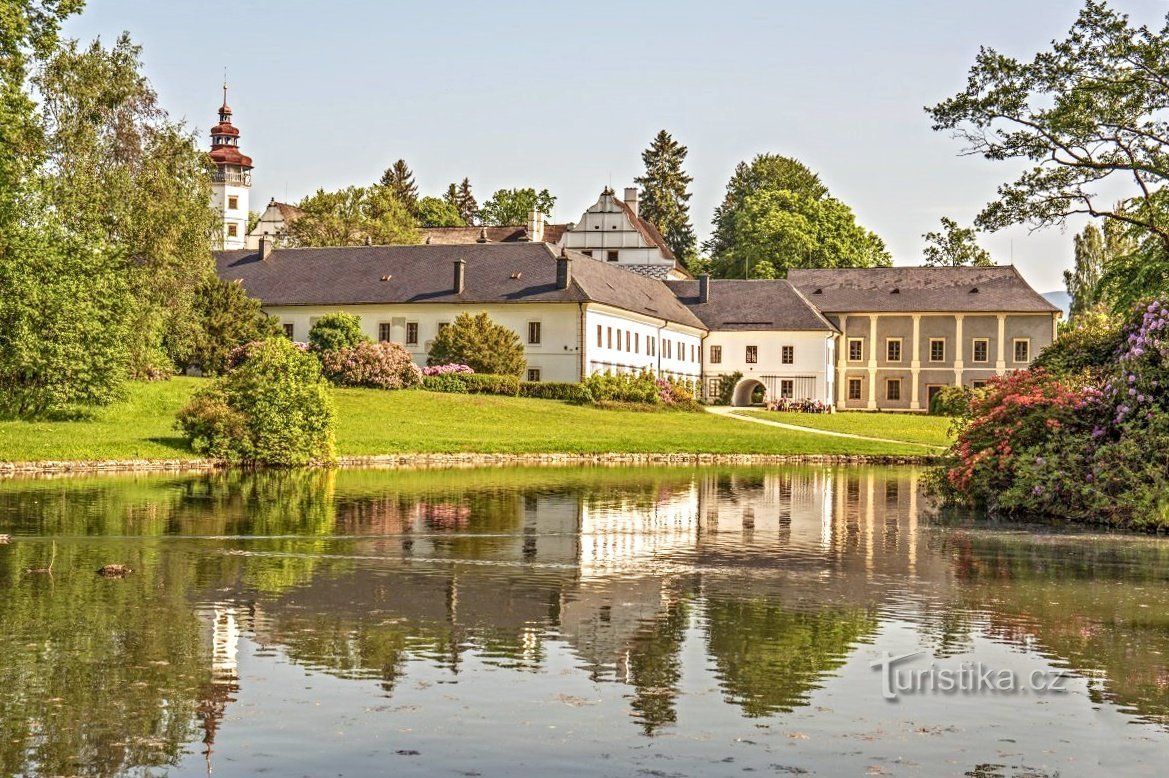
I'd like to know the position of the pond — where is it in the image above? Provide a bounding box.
[1,465,1167,776]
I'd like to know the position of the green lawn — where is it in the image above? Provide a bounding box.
[0,378,930,463]
[738,409,955,448]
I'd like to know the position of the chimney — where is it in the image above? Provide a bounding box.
[453,259,465,294]
[527,208,545,243]
[698,273,710,304]
[624,187,640,218]
[556,250,572,290]
[259,233,273,260]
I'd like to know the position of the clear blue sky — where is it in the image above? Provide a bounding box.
[65,0,1168,292]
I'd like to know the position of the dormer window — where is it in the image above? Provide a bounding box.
[891,288,900,294]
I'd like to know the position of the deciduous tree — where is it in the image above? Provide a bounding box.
[415,195,464,227]
[479,187,555,227]
[288,185,417,247]
[634,130,697,267]
[922,217,994,267]
[426,312,525,377]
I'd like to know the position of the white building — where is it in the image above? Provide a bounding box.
[246,198,304,249]
[560,187,689,280]
[215,242,705,383]
[208,86,252,250]
[667,277,839,406]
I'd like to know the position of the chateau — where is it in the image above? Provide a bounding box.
[210,96,1060,409]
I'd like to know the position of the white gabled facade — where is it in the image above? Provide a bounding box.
[702,330,837,406]
[583,305,703,382]
[560,187,687,280]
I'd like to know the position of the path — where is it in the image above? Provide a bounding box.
[705,406,946,450]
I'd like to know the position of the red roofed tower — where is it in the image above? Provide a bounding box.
[209,83,252,249]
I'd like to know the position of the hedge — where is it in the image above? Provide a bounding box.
[422,373,521,396]
[519,381,592,403]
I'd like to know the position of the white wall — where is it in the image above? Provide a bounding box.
[264,302,584,382]
[211,176,249,250]
[561,189,676,275]
[583,304,703,381]
[246,201,291,249]
[701,330,836,404]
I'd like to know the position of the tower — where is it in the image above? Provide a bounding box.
[209,83,252,250]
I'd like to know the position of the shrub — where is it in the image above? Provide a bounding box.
[1033,309,1124,380]
[423,363,473,376]
[423,373,520,396]
[711,372,742,406]
[520,382,592,403]
[426,312,526,377]
[929,385,971,416]
[583,372,661,404]
[319,341,422,389]
[180,276,284,376]
[308,312,369,353]
[176,338,336,465]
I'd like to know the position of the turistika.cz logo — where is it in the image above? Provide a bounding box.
[870,651,1071,701]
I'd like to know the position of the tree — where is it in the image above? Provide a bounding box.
[705,154,828,263]
[1065,219,1136,318]
[287,186,417,247]
[426,312,526,377]
[634,130,697,267]
[717,189,891,278]
[415,195,464,227]
[183,276,282,376]
[308,312,369,353]
[928,1,1169,302]
[922,217,994,267]
[444,177,479,225]
[479,187,556,227]
[379,158,418,214]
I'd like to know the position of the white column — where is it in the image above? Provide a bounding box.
[910,314,921,410]
[953,314,965,387]
[995,314,1007,375]
[837,315,849,407]
[866,315,878,410]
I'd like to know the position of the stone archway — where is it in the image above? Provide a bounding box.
[732,378,766,407]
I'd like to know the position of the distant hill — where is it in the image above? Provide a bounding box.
[1043,291,1071,317]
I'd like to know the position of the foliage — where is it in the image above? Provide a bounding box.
[415,195,464,227]
[929,385,972,416]
[422,363,473,375]
[0,210,133,417]
[1065,220,1135,319]
[175,338,336,465]
[634,129,697,267]
[705,154,889,278]
[1032,309,1123,379]
[580,372,699,410]
[182,276,281,376]
[928,1,1169,305]
[479,187,556,226]
[426,311,526,377]
[287,185,418,247]
[519,381,592,403]
[378,158,417,214]
[308,312,370,353]
[921,217,994,267]
[422,373,520,396]
[318,341,422,389]
[711,371,742,406]
[443,177,479,225]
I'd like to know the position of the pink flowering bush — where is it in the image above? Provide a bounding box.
[319,341,422,389]
[423,363,473,376]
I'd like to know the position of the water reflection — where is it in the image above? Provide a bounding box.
[1,466,1168,775]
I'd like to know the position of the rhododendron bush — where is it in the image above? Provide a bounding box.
[319,341,422,389]
[940,298,1169,528]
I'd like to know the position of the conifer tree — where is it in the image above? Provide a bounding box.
[634,130,697,267]
[445,177,479,225]
[379,159,418,214]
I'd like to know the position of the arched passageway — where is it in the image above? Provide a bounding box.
[732,379,766,407]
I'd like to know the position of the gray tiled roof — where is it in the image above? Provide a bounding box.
[214,243,705,329]
[665,279,838,332]
[786,266,1060,314]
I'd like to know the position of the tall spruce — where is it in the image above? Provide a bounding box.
[445,177,479,225]
[379,159,418,214]
[634,130,696,267]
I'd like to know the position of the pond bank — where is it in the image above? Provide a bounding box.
[0,451,941,478]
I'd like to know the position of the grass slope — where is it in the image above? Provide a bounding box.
[738,409,955,448]
[0,378,927,462]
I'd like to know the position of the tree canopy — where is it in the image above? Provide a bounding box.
[415,195,464,227]
[288,185,417,247]
[921,217,995,266]
[634,130,696,267]
[928,0,1169,302]
[427,312,526,377]
[379,158,418,214]
[444,178,479,225]
[705,154,888,278]
[479,187,556,227]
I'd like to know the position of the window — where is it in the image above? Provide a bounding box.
[691,344,696,362]
[606,250,619,262]
[1014,339,1031,362]
[848,338,864,362]
[406,322,419,345]
[746,345,758,364]
[886,338,902,362]
[929,338,946,362]
[227,223,238,237]
[607,327,612,348]
[710,345,722,364]
[228,196,238,210]
[886,378,902,401]
[972,380,988,390]
[848,378,863,401]
[528,321,541,345]
[782,345,794,364]
[282,322,294,339]
[634,332,639,353]
[378,322,392,343]
[616,330,622,352]
[597,325,602,347]
[527,368,541,382]
[972,338,989,363]
[437,322,450,334]
[666,340,672,359]
[780,379,794,398]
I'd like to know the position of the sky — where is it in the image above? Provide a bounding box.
[63,0,1169,293]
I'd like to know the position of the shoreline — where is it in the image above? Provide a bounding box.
[0,451,941,478]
